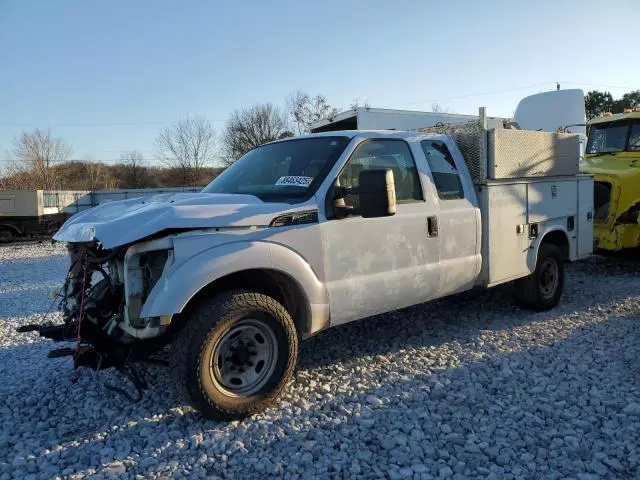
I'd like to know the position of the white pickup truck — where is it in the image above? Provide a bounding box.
[27,124,593,420]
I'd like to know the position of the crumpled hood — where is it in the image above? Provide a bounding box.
[54,192,305,248]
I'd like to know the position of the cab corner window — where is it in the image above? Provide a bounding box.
[420,140,464,200]
[337,139,423,208]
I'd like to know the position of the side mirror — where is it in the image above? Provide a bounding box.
[358,168,396,218]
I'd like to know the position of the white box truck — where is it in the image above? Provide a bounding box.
[0,190,87,242]
[24,102,593,420]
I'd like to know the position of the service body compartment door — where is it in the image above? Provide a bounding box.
[477,183,530,286]
[527,179,581,261]
[527,180,578,223]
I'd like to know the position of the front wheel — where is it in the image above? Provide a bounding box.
[170,291,298,420]
[514,243,565,311]
[0,228,15,243]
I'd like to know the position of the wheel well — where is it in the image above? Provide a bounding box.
[540,230,569,261]
[174,269,311,337]
[0,223,22,235]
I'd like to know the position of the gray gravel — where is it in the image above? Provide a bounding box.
[1,242,640,479]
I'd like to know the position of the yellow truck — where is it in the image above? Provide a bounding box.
[581,108,640,251]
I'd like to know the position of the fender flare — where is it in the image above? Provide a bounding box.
[527,225,571,269]
[140,240,329,326]
[0,223,22,235]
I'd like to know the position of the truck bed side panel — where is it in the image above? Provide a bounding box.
[477,176,592,287]
[527,179,578,260]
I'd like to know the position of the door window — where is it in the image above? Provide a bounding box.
[420,140,464,200]
[337,139,423,208]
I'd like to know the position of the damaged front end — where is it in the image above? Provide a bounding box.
[19,239,174,374]
[590,177,640,251]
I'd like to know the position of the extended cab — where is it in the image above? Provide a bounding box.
[30,127,592,420]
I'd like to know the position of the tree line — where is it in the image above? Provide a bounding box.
[0,90,338,190]
[7,87,636,191]
[585,90,640,120]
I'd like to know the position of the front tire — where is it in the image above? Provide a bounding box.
[514,243,564,311]
[170,290,298,420]
[0,228,15,243]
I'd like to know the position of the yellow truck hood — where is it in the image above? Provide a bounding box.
[581,153,640,178]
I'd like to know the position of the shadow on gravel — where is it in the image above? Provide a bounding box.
[2,257,640,478]
[572,253,640,276]
[298,259,640,371]
[257,314,640,479]
[2,307,638,479]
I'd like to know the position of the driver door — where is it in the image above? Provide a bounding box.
[319,138,441,325]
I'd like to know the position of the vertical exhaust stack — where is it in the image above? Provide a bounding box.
[479,106,488,130]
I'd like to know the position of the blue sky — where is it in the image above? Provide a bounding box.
[1,0,638,166]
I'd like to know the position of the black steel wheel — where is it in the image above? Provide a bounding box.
[514,243,565,311]
[170,290,298,420]
[0,228,15,243]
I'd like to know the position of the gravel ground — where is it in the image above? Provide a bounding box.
[1,242,640,480]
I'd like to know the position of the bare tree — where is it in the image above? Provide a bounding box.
[155,115,216,186]
[431,103,452,114]
[119,150,147,188]
[13,129,71,189]
[0,161,24,189]
[222,103,290,164]
[350,98,370,111]
[286,91,339,135]
[84,160,106,190]
[102,170,118,189]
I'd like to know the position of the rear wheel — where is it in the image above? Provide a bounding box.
[514,243,564,311]
[170,290,298,420]
[0,228,15,243]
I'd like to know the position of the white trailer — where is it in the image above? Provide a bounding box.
[0,188,203,242]
[0,190,87,242]
[64,187,202,215]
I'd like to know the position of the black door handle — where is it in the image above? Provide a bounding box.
[427,216,438,237]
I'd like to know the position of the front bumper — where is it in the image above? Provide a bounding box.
[594,222,640,251]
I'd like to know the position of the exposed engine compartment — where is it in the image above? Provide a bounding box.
[19,241,171,373]
[62,243,122,335]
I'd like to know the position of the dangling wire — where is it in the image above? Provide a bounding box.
[74,251,89,352]
[40,291,61,325]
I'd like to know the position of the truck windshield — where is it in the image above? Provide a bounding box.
[587,121,640,154]
[202,136,351,201]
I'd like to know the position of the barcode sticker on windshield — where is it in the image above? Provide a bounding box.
[275,176,313,187]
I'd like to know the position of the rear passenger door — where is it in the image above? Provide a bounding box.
[418,139,481,294]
